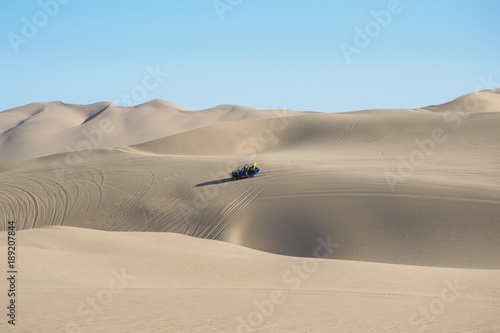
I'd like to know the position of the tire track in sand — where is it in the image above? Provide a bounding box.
[336,117,360,143]
[100,169,155,231]
[193,177,270,239]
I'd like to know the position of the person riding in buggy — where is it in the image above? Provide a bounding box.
[229,163,260,180]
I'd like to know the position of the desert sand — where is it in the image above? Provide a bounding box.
[1,89,500,332]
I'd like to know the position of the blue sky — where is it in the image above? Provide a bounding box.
[1,0,499,113]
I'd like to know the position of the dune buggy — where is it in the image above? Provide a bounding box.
[230,163,260,180]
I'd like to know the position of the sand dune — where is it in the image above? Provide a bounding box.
[423,90,500,113]
[0,90,499,269]
[0,100,298,162]
[1,90,500,331]
[1,227,499,333]
[131,90,500,157]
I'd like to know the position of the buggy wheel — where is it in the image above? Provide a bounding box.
[232,175,238,180]
[249,173,254,178]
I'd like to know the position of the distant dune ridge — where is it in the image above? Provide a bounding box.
[1,90,500,332]
[0,90,498,162]
[423,89,500,113]
[0,100,299,162]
